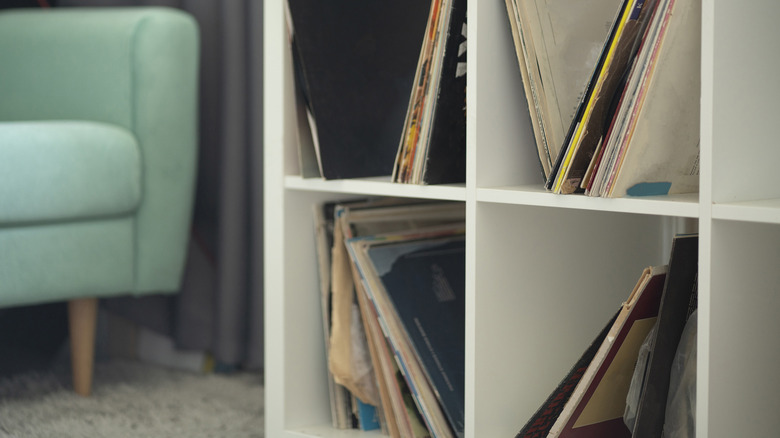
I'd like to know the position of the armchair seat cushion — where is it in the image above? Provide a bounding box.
[0,121,141,225]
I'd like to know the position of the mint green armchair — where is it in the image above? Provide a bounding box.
[0,7,199,395]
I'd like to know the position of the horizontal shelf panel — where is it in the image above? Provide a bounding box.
[284,175,467,201]
[713,198,780,224]
[283,425,385,437]
[477,185,700,217]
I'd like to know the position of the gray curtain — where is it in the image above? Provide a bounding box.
[60,0,265,371]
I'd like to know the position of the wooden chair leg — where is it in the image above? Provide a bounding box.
[68,297,98,396]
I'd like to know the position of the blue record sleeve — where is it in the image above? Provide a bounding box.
[369,237,466,436]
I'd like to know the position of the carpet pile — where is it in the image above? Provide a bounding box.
[0,360,264,437]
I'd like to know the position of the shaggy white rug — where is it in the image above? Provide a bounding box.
[0,360,264,437]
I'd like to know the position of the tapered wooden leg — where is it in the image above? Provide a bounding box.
[68,297,98,397]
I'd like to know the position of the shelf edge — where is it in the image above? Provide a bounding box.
[712,199,780,224]
[477,186,700,218]
[284,175,468,201]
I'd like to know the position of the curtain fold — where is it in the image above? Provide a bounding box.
[60,0,264,371]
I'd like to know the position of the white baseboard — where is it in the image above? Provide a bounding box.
[137,327,206,373]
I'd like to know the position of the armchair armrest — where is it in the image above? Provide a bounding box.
[0,8,199,293]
